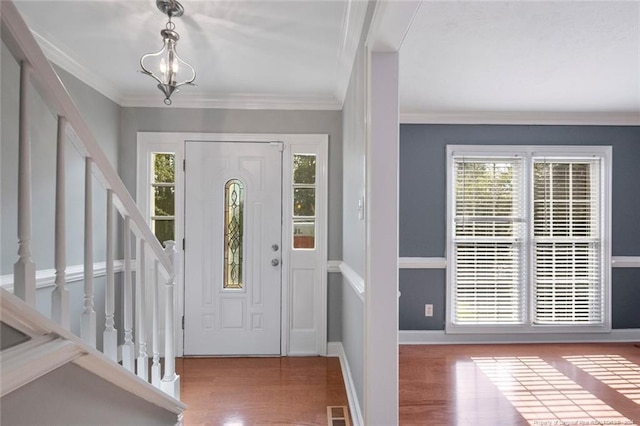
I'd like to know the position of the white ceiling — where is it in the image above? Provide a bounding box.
[14,0,368,109]
[400,1,640,123]
[12,0,640,121]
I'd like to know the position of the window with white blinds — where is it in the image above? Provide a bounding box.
[533,159,603,325]
[447,146,611,333]
[453,158,525,325]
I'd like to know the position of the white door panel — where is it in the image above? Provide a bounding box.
[184,142,282,355]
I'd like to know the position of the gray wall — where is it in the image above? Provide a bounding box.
[1,43,121,348]
[1,44,121,273]
[327,273,343,341]
[338,0,377,413]
[399,124,640,330]
[340,44,366,413]
[341,46,367,278]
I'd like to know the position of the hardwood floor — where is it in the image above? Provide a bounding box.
[177,344,639,425]
[177,356,350,425]
[400,343,640,426]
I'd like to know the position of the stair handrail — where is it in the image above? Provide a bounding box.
[1,0,180,398]
[0,0,173,275]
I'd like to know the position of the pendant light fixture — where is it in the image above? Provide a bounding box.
[140,0,196,105]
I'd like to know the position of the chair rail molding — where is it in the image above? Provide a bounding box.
[1,260,127,292]
[338,262,365,302]
[397,256,640,270]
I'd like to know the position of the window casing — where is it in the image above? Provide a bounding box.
[446,146,611,334]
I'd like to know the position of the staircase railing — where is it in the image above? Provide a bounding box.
[1,0,180,398]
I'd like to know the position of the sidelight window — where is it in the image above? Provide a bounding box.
[151,152,176,244]
[292,154,317,249]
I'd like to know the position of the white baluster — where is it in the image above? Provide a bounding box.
[52,116,69,328]
[161,241,180,399]
[151,259,161,388]
[136,239,148,381]
[122,216,135,372]
[81,157,96,347]
[103,189,117,362]
[14,61,36,305]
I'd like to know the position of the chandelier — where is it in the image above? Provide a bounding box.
[140,0,196,105]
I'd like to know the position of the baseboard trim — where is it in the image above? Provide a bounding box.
[400,111,640,126]
[1,260,127,292]
[399,329,640,345]
[327,342,363,426]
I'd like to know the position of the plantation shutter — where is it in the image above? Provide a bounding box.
[452,157,525,325]
[532,159,603,324]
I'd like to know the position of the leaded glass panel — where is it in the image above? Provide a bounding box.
[224,179,244,289]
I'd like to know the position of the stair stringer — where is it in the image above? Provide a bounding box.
[0,289,186,425]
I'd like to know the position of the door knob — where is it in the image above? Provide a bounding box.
[272,244,279,251]
[271,258,280,267]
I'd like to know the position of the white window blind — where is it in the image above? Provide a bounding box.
[452,157,525,325]
[448,146,609,333]
[533,159,603,324]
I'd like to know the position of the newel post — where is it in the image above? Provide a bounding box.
[161,240,180,399]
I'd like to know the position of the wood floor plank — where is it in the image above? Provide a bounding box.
[178,356,350,425]
[177,344,639,425]
[400,343,640,426]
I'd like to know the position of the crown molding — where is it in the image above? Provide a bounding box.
[30,30,124,106]
[400,111,640,126]
[28,26,342,111]
[367,0,422,52]
[335,0,369,106]
[120,93,342,110]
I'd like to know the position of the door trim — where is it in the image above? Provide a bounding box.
[137,132,329,356]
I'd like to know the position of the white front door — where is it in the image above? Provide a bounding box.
[184,141,282,355]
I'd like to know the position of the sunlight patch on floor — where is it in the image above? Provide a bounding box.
[564,355,640,404]
[472,356,636,426]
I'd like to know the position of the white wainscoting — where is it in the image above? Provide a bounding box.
[1,260,127,293]
[328,342,364,426]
